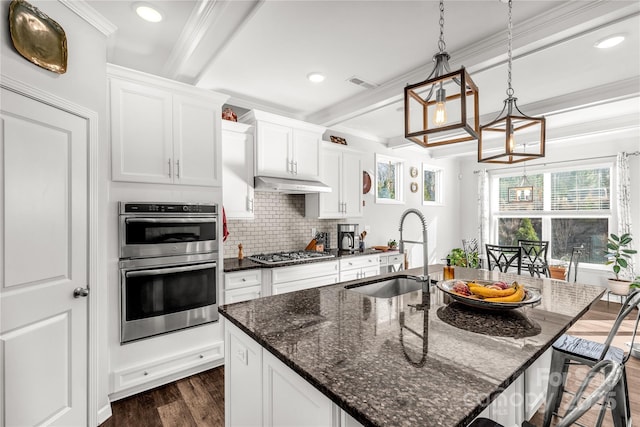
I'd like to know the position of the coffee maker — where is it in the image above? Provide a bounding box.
[337,224,358,252]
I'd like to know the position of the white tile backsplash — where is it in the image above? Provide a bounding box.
[223,192,341,257]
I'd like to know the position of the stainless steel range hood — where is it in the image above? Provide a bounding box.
[254,176,332,194]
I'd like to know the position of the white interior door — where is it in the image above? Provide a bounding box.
[0,88,89,426]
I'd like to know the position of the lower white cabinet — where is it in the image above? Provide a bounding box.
[224,269,262,304]
[271,261,339,295]
[339,254,380,282]
[378,252,404,274]
[225,321,349,427]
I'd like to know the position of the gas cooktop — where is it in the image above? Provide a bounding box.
[248,251,335,265]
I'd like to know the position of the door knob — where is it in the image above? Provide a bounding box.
[73,287,90,298]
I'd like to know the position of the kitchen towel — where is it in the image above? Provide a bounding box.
[222,207,229,242]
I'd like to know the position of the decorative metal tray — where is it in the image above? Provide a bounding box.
[437,279,541,310]
[9,0,68,74]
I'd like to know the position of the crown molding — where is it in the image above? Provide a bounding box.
[59,0,116,36]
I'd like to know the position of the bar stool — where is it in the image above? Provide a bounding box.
[469,359,624,427]
[485,244,521,274]
[542,289,640,427]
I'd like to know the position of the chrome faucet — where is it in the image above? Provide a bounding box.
[398,209,429,288]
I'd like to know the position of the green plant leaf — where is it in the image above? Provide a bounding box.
[618,259,628,268]
[613,265,621,274]
[622,249,638,254]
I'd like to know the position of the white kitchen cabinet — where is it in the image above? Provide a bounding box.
[378,252,404,274]
[306,143,363,218]
[339,255,380,282]
[243,110,324,181]
[271,261,339,296]
[224,269,262,304]
[222,121,255,219]
[225,321,263,427]
[108,64,228,186]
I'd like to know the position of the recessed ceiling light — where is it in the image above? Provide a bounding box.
[594,35,625,49]
[307,72,325,83]
[134,3,163,23]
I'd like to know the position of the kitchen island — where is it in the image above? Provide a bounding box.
[218,267,605,427]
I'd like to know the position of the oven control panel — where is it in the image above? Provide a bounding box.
[120,202,217,214]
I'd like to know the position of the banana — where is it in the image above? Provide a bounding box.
[484,284,526,303]
[468,284,517,298]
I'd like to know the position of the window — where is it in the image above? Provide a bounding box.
[492,165,612,265]
[375,154,404,204]
[422,164,443,205]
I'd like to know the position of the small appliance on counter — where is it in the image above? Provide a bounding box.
[338,223,358,252]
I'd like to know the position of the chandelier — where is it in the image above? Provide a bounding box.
[508,160,534,203]
[404,0,480,148]
[478,0,545,164]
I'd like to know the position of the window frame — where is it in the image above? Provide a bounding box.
[422,164,444,206]
[489,161,615,269]
[375,153,404,205]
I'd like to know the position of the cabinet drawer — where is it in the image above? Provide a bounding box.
[272,261,338,284]
[339,255,379,271]
[272,274,338,295]
[225,285,262,304]
[387,253,404,264]
[225,269,262,290]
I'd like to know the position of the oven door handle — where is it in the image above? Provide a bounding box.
[125,218,216,224]
[125,262,217,277]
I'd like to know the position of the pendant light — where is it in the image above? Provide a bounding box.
[478,0,545,164]
[404,0,480,148]
[508,156,534,203]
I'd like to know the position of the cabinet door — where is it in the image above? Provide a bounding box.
[339,269,361,282]
[318,148,343,218]
[342,151,363,218]
[226,322,262,427]
[222,126,255,219]
[110,78,173,183]
[173,95,221,186]
[263,351,335,427]
[361,265,380,279]
[256,121,291,178]
[292,128,321,180]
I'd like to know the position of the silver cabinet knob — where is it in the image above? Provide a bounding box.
[73,287,89,298]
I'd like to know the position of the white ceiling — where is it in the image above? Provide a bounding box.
[88,0,640,154]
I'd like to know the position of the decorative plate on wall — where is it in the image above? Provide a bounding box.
[363,171,372,194]
[9,0,67,74]
[410,182,418,193]
[409,166,419,178]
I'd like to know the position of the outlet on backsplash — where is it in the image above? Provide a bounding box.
[223,192,340,258]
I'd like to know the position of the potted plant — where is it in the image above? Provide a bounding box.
[549,258,568,280]
[605,232,638,295]
[447,248,467,267]
[388,239,397,250]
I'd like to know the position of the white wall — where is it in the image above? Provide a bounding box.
[1,0,111,422]
[458,130,640,286]
[326,132,462,268]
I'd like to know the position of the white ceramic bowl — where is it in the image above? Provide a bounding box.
[626,342,640,359]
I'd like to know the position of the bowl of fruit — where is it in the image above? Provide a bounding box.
[437,279,541,310]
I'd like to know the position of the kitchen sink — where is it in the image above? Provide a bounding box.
[345,276,423,298]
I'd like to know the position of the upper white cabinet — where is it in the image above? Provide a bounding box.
[306,143,363,218]
[222,121,255,219]
[108,64,228,186]
[242,110,325,181]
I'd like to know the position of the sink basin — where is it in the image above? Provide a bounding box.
[345,276,423,298]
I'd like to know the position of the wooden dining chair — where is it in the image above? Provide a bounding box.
[518,239,549,278]
[485,244,521,275]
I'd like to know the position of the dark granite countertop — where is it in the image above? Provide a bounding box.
[223,248,396,272]
[218,267,605,426]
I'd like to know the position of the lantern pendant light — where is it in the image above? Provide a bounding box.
[508,152,534,203]
[404,0,480,148]
[478,0,546,164]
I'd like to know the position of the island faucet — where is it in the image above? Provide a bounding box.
[398,208,429,288]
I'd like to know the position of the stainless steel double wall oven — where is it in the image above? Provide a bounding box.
[118,202,219,343]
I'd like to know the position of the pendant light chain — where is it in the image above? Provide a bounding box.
[438,0,446,53]
[506,0,514,98]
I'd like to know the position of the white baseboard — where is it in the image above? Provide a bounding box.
[97,403,113,426]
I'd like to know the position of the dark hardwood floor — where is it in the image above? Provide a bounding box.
[101,300,638,427]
